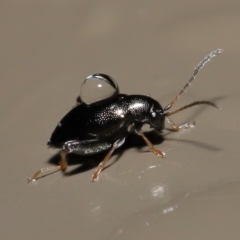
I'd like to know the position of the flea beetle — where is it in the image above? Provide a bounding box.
[28,49,223,182]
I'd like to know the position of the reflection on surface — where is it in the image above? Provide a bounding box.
[109,181,240,239]
[151,184,166,198]
[162,204,178,214]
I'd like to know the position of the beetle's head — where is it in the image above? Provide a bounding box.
[147,100,165,131]
[127,96,166,131]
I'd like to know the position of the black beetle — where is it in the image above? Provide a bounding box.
[28,49,223,182]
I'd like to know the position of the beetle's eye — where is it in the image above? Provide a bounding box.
[80,73,119,105]
[151,112,156,118]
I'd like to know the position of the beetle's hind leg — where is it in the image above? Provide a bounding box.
[28,139,113,183]
[27,150,68,183]
[27,141,80,182]
[92,138,125,182]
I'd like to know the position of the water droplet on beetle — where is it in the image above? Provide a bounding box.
[80,73,119,105]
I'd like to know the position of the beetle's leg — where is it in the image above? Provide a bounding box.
[28,140,113,183]
[165,116,195,131]
[27,150,68,183]
[129,123,165,157]
[59,149,68,170]
[27,143,72,183]
[136,129,166,157]
[27,143,71,182]
[92,138,125,182]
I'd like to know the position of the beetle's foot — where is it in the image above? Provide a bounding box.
[27,177,36,183]
[166,116,196,131]
[91,165,103,182]
[150,148,166,158]
[27,166,62,183]
[91,173,99,182]
[27,169,42,183]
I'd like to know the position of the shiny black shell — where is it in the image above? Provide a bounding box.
[48,94,165,148]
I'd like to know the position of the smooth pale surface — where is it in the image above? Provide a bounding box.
[1,1,240,240]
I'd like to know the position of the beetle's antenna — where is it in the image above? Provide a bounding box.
[163,49,223,112]
[165,100,219,116]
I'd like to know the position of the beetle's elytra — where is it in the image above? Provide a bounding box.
[28,49,223,182]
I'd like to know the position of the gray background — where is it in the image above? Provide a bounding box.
[1,1,240,239]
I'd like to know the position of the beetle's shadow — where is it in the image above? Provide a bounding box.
[48,131,164,177]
